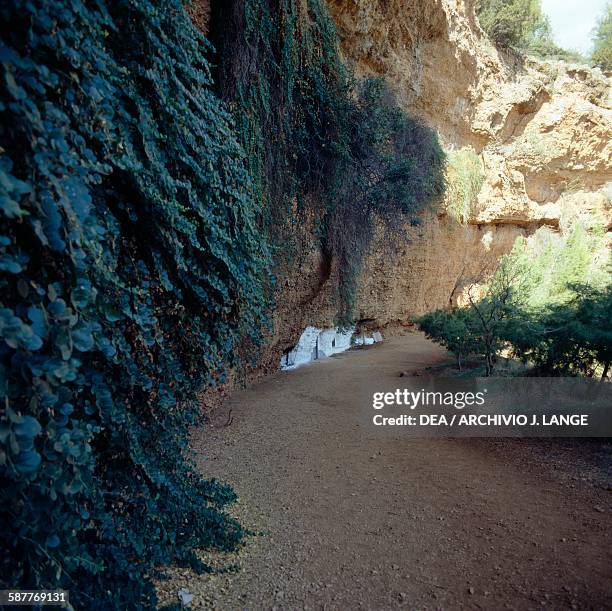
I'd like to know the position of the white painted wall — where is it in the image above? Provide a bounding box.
[281,325,382,370]
[317,328,353,357]
[281,326,321,370]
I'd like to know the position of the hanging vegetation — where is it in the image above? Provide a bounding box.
[210,0,446,323]
[1,0,446,607]
[0,0,269,607]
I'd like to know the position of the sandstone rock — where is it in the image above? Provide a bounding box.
[325,0,610,322]
[192,1,611,383]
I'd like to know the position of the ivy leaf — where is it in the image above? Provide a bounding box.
[101,302,122,322]
[17,279,30,298]
[63,176,92,223]
[0,157,31,218]
[28,306,47,339]
[48,299,67,317]
[13,416,42,439]
[71,325,94,352]
[0,421,11,444]
[9,433,20,455]
[21,325,43,351]
[40,191,66,251]
[5,406,21,424]
[4,68,27,101]
[60,403,74,416]
[55,326,72,361]
[0,194,26,218]
[0,157,30,195]
[97,336,116,358]
[0,254,23,273]
[71,279,94,309]
[15,450,41,474]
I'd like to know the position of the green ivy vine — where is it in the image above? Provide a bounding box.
[0,0,269,607]
[211,0,445,324]
[0,0,445,607]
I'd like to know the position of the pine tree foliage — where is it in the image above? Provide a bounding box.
[475,0,548,50]
[416,222,611,378]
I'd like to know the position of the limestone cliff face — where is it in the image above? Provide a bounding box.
[241,0,611,373]
[190,1,611,374]
[326,0,611,323]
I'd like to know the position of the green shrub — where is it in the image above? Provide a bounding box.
[475,0,548,50]
[416,221,610,378]
[417,284,612,379]
[0,0,270,607]
[500,221,606,308]
[475,0,584,61]
[490,222,609,375]
[416,308,484,370]
[501,284,612,377]
[445,148,484,223]
[592,3,612,71]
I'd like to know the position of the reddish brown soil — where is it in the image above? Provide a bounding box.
[158,332,612,610]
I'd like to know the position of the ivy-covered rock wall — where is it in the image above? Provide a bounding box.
[0,0,444,607]
[210,0,445,325]
[0,1,269,607]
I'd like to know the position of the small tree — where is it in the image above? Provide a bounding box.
[548,284,612,378]
[592,3,612,71]
[416,308,483,370]
[475,0,547,50]
[498,284,612,378]
[475,0,583,60]
[466,255,529,375]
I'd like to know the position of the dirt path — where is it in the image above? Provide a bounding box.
[159,333,612,610]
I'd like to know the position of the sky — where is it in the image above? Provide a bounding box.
[541,0,608,54]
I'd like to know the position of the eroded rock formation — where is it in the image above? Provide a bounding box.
[192,0,611,373]
[327,0,611,318]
